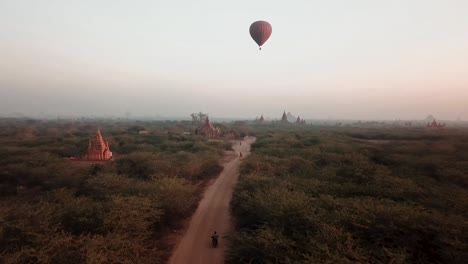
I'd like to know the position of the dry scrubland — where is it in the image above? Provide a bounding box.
[228,126,468,264]
[1,119,467,264]
[0,119,234,263]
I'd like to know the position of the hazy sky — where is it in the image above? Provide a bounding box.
[1,0,467,120]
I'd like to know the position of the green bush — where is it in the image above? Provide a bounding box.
[229,128,468,263]
[0,119,227,262]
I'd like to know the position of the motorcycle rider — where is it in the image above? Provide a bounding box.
[211,231,219,247]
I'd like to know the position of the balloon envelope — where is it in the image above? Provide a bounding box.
[249,21,272,49]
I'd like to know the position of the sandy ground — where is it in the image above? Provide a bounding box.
[168,137,255,264]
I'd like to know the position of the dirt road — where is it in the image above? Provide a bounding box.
[168,137,255,264]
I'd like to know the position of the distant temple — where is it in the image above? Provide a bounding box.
[281,111,289,123]
[427,119,446,128]
[84,129,112,160]
[195,116,221,138]
[259,114,265,122]
[296,116,306,124]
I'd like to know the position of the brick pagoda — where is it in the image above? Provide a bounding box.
[84,129,112,160]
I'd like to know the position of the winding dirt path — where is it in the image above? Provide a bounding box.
[168,137,255,264]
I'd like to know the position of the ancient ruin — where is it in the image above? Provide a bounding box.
[296,116,306,124]
[195,116,221,138]
[427,119,446,128]
[84,129,112,160]
[281,111,289,123]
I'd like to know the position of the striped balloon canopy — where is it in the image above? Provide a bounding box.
[249,21,272,50]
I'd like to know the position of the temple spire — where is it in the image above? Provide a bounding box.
[281,111,288,123]
[195,115,221,138]
[84,129,112,160]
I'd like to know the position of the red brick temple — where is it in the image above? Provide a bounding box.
[195,116,221,138]
[427,119,446,128]
[84,129,112,160]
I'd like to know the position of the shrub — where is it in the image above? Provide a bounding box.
[115,152,158,179]
[229,127,468,263]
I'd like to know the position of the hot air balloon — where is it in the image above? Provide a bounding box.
[249,21,272,50]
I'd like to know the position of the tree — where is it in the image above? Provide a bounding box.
[190,112,208,126]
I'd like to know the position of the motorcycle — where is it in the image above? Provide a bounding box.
[211,233,219,248]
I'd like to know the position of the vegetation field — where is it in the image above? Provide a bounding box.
[228,126,468,264]
[2,119,467,264]
[0,118,230,263]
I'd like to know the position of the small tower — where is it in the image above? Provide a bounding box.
[195,115,221,138]
[84,129,112,161]
[281,111,289,123]
[259,114,265,122]
[296,116,301,124]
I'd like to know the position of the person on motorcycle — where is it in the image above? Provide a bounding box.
[211,231,219,247]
